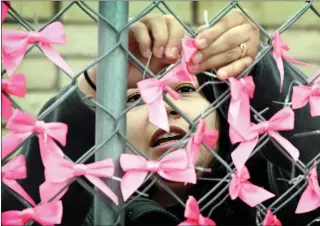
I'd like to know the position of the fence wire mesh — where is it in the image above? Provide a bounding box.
[1,1,320,226]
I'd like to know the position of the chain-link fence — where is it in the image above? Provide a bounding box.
[1,1,320,225]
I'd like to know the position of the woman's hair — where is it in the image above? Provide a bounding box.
[188,73,232,200]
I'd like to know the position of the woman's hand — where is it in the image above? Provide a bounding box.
[78,14,186,96]
[189,9,260,80]
[127,14,186,88]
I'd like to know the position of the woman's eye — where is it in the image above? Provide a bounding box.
[127,92,141,103]
[176,84,196,93]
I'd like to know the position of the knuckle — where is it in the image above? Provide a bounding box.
[156,37,168,46]
[164,14,175,21]
[226,37,237,48]
[225,49,236,62]
[130,21,143,30]
[230,9,245,21]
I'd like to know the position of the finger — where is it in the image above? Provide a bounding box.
[196,24,207,34]
[129,21,152,58]
[195,10,246,50]
[146,16,169,58]
[188,45,244,73]
[192,23,252,64]
[164,15,185,60]
[216,56,253,80]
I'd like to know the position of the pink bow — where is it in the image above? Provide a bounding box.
[295,164,320,214]
[228,76,255,138]
[2,201,63,226]
[120,149,196,201]
[2,21,73,76]
[2,109,67,164]
[166,38,198,82]
[230,107,299,171]
[137,38,197,132]
[2,155,36,207]
[272,30,312,92]
[1,73,26,120]
[39,157,118,205]
[229,166,275,207]
[262,210,282,226]
[186,119,219,165]
[1,1,10,23]
[179,196,216,226]
[292,83,320,117]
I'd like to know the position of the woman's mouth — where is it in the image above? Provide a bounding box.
[150,126,187,152]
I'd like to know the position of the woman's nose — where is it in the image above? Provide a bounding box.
[165,104,181,120]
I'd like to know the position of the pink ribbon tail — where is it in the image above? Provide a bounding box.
[40,43,73,76]
[120,171,148,201]
[148,99,170,132]
[295,184,320,214]
[38,135,65,166]
[239,181,275,207]
[86,175,119,205]
[2,179,36,206]
[2,93,12,120]
[282,53,313,67]
[269,131,299,161]
[231,136,259,171]
[273,51,284,92]
[39,181,69,203]
[1,1,10,23]
[310,97,320,117]
[1,132,28,160]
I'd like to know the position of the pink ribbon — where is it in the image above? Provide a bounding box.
[2,201,63,226]
[186,119,219,166]
[120,149,196,201]
[230,107,299,171]
[1,73,26,120]
[39,157,118,205]
[295,164,320,214]
[292,83,320,117]
[272,30,312,92]
[1,1,10,23]
[262,210,282,226]
[2,155,36,207]
[179,196,216,226]
[228,76,255,139]
[229,166,275,207]
[166,38,198,83]
[2,21,73,76]
[1,109,67,164]
[137,38,197,132]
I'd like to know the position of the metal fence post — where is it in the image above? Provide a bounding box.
[94,1,128,225]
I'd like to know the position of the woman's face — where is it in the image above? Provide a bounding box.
[125,79,218,190]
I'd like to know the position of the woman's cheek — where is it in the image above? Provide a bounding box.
[126,106,150,154]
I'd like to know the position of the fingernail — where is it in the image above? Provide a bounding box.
[218,71,228,79]
[188,64,200,73]
[192,52,203,64]
[195,38,208,49]
[167,47,179,59]
[157,47,164,58]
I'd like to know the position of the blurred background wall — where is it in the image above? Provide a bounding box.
[2,1,319,134]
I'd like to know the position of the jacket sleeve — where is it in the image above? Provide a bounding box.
[1,84,96,225]
[251,51,320,225]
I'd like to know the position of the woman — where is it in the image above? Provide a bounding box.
[2,11,320,225]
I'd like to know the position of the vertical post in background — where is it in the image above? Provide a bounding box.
[94,1,128,226]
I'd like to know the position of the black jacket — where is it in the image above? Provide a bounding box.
[2,52,320,225]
